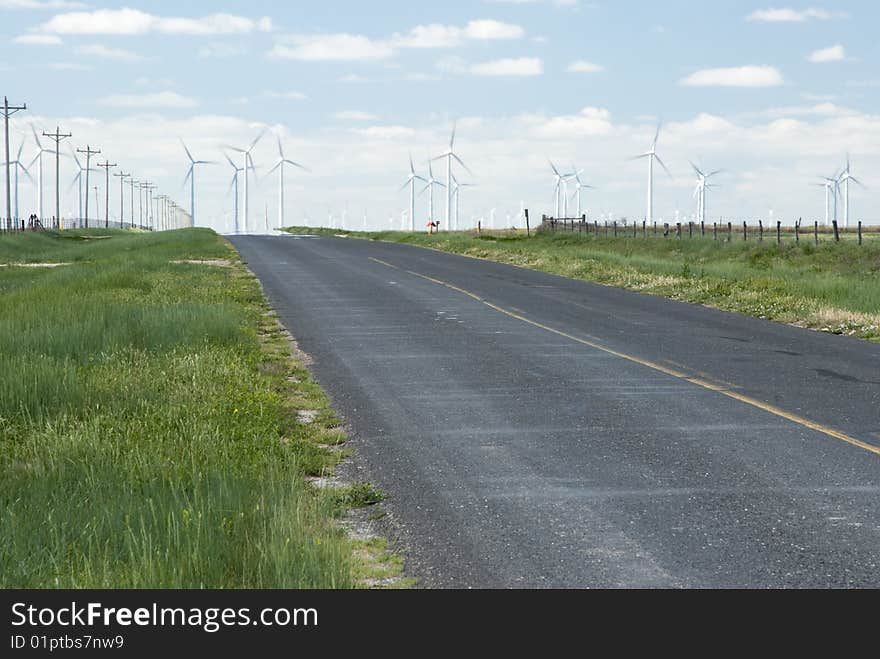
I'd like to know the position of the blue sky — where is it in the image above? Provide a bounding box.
[2,1,878,230]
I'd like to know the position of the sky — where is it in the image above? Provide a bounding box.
[2,0,879,232]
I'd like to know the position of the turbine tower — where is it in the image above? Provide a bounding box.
[450,171,475,229]
[837,155,863,229]
[224,153,243,233]
[268,135,307,230]
[29,126,53,221]
[570,166,594,218]
[420,159,445,227]
[224,129,265,233]
[690,162,721,224]
[399,152,427,232]
[549,161,572,218]
[632,123,671,225]
[181,139,213,227]
[432,122,471,231]
[3,140,33,222]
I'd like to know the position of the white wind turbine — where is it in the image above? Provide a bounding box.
[690,161,722,224]
[224,129,266,233]
[399,152,426,232]
[224,153,243,233]
[3,139,33,221]
[814,177,836,226]
[632,123,672,225]
[420,159,445,227]
[268,135,307,230]
[181,139,214,227]
[569,166,594,218]
[837,154,864,229]
[68,148,93,226]
[28,126,53,221]
[432,122,472,231]
[450,171,475,229]
[549,161,571,218]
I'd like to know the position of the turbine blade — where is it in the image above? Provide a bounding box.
[409,152,415,175]
[655,154,673,178]
[452,153,473,176]
[653,121,662,149]
[399,179,411,192]
[180,138,194,163]
[32,125,43,149]
[450,121,456,150]
[548,160,560,176]
[284,159,308,171]
[248,128,268,153]
[268,161,282,175]
[223,145,246,153]
[689,160,704,177]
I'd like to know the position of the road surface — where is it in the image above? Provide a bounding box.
[231,234,880,588]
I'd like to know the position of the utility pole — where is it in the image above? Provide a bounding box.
[144,183,156,230]
[114,171,129,229]
[43,127,72,229]
[129,179,138,229]
[97,159,117,228]
[93,186,100,225]
[76,145,100,228]
[3,96,27,228]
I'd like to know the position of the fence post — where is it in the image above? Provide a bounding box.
[653,222,657,235]
[858,221,863,245]
[676,222,681,239]
[526,210,531,237]
[814,221,818,246]
[663,223,669,237]
[743,221,747,241]
[832,220,839,243]
[777,221,782,245]
[688,222,693,238]
[701,221,705,237]
[795,220,800,244]
[727,221,732,242]
[759,220,764,242]
[642,220,647,237]
[713,222,717,240]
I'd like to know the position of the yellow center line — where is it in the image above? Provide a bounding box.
[368,257,399,270]
[368,259,880,458]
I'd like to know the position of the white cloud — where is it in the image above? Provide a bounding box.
[470,57,543,77]
[0,0,85,9]
[36,9,273,35]
[333,111,378,121]
[263,91,308,101]
[567,60,603,73]
[12,33,61,45]
[808,44,845,63]
[746,8,846,22]
[527,106,614,137]
[77,43,144,61]
[97,91,199,109]
[269,34,394,61]
[680,65,783,88]
[198,43,247,58]
[463,19,524,40]
[353,125,416,139]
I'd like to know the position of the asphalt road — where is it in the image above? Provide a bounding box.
[231,234,880,588]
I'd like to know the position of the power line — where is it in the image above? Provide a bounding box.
[3,96,27,228]
[114,171,130,229]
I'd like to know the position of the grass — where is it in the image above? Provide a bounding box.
[0,228,402,588]
[284,225,880,342]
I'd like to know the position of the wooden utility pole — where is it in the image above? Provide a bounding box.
[76,145,101,228]
[3,97,27,227]
[114,171,130,229]
[42,127,72,228]
[96,160,117,228]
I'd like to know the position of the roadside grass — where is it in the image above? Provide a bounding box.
[0,229,403,588]
[285,226,880,342]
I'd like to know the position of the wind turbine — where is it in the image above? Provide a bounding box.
[3,139,33,221]
[837,154,864,229]
[814,178,835,226]
[450,171,475,229]
[569,166,594,218]
[420,159,445,228]
[181,139,214,227]
[28,126,52,221]
[224,129,266,233]
[224,152,243,233]
[399,152,427,232]
[432,122,472,231]
[268,135,307,230]
[632,122,672,225]
[549,161,570,219]
[68,150,89,226]
[690,161,722,224]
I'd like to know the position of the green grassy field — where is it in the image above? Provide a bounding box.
[1,229,395,588]
[285,225,880,342]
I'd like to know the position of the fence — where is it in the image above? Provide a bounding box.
[540,215,877,246]
[1,218,153,234]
